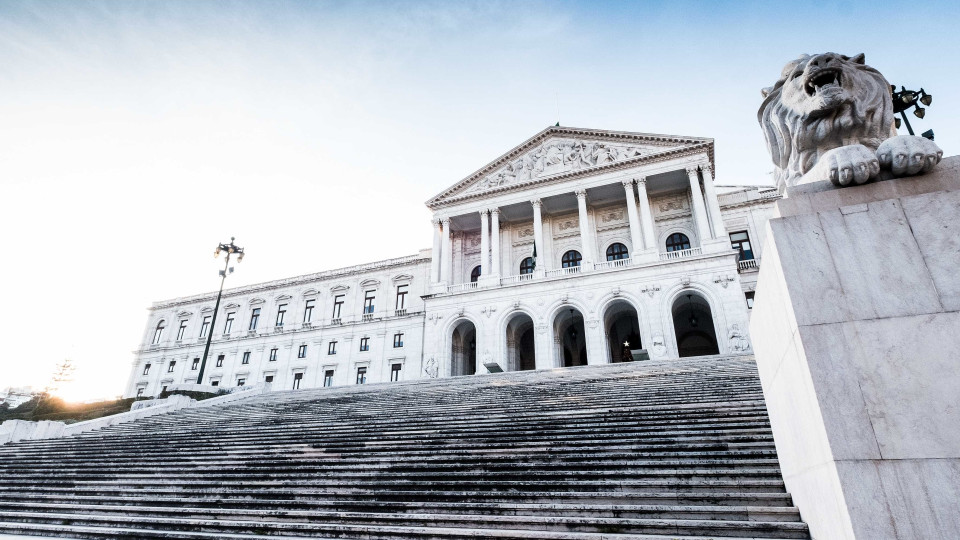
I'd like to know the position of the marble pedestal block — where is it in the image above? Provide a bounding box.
[751,156,960,540]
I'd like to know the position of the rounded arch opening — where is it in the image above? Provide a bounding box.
[606,242,629,261]
[602,299,642,363]
[671,292,719,357]
[504,312,536,372]
[553,307,587,367]
[450,319,477,376]
[666,232,691,252]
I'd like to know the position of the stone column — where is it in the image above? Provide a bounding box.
[635,177,657,252]
[575,190,594,268]
[490,208,501,278]
[430,218,442,283]
[623,180,644,255]
[700,163,727,239]
[686,167,712,244]
[440,217,453,284]
[479,209,490,279]
[531,199,547,272]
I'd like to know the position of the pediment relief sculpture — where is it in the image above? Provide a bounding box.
[301,288,319,297]
[330,285,350,293]
[248,297,265,305]
[358,278,381,288]
[391,273,414,283]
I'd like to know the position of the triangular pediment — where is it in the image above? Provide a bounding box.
[427,126,712,208]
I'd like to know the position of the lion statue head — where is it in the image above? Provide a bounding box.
[759,53,898,189]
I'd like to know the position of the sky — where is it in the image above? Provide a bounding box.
[1,0,958,402]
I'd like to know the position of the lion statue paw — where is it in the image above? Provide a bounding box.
[877,135,942,177]
[815,144,881,187]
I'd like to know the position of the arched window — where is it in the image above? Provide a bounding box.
[470,265,482,283]
[606,243,629,261]
[665,233,691,252]
[519,257,535,275]
[561,250,582,268]
[152,320,165,345]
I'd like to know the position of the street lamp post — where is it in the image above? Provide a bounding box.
[891,85,934,139]
[196,237,245,385]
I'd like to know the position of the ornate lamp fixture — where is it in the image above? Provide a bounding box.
[891,85,934,139]
[197,237,245,384]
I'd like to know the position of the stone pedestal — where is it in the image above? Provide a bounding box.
[750,156,960,540]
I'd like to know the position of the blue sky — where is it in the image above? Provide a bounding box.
[1,0,957,399]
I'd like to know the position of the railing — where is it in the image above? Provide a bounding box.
[738,258,760,272]
[545,266,581,278]
[273,326,284,333]
[500,274,534,285]
[447,282,480,294]
[330,317,342,326]
[394,308,408,317]
[659,247,702,261]
[301,321,313,329]
[362,313,375,322]
[594,258,632,271]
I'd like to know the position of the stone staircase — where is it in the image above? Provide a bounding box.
[0,355,809,539]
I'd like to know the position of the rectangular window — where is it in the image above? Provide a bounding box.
[323,370,334,387]
[276,304,287,327]
[249,308,261,330]
[237,378,245,387]
[264,375,274,383]
[142,364,151,376]
[167,361,176,373]
[356,367,367,385]
[393,333,404,348]
[293,372,303,390]
[223,312,235,334]
[303,299,315,323]
[215,354,224,368]
[745,291,756,309]
[176,320,188,341]
[359,337,369,352]
[363,291,376,314]
[200,316,211,338]
[298,344,307,358]
[395,284,408,310]
[241,351,250,365]
[390,363,401,382]
[192,358,199,370]
[153,323,164,345]
[730,231,754,261]
[136,387,144,397]
[269,348,278,361]
[328,341,337,355]
[332,295,344,319]
[161,385,168,394]
[211,380,220,387]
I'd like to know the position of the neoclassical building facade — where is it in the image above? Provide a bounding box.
[126,126,777,398]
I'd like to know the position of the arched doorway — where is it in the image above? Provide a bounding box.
[450,319,477,376]
[554,308,588,367]
[603,300,642,363]
[671,293,719,357]
[505,312,536,372]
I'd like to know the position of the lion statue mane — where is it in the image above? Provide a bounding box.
[759,52,941,190]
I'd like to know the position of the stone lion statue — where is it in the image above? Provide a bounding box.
[759,52,941,189]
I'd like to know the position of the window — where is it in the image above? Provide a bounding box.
[356,367,367,384]
[332,295,344,319]
[192,358,199,370]
[519,257,535,275]
[142,364,151,376]
[223,312,235,334]
[730,231,754,261]
[606,243,629,261]
[359,337,370,352]
[167,361,176,373]
[264,375,274,383]
[136,387,144,397]
[269,348,278,362]
[328,341,337,355]
[298,344,307,358]
[363,291,376,314]
[249,308,261,330]
[745,291,756,309]
[276,304,287,327]
[666,233,691,252]
[176,320,188,341]
[152,321,165,344]
[395,285,408,310]
[303,299,315,323]
[323,370,334,387]
[292,373,303,390]
[215,354,224,368]
[470,265,481,282]
[211,380,220,387]
[390,364,401,382]
[161,385,168,394]
[241,351,250,365]
[561,250,582,268]
[393,333,404,348]
[199,316,211,338]
[236,378,245,387]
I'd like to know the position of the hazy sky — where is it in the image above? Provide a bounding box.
[2,0,957,401]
